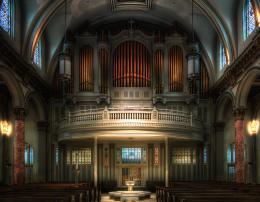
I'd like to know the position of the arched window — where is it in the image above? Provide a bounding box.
[243,0,256,39]
[220,43,227,70]
[33,39,42,68]
[0,0,12,35]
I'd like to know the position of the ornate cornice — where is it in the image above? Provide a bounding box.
[211,29,260,99]
[0,33,50,98]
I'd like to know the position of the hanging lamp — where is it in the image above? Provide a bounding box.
[187,0,200,81]
[59,0,71,80]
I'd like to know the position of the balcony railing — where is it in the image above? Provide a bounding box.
[58,107,202,131]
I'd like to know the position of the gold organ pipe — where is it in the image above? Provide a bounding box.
[79,46,93,92]
[168,46,183,92]
[113,41,150,87]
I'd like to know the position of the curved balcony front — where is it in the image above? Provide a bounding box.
[57,107,204,141]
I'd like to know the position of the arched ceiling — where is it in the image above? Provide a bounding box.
[20,0,244,82]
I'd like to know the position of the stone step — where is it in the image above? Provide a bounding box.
[101,194,156,202]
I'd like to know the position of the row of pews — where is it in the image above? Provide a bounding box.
[156,182,260,202]
[0,183,101,202]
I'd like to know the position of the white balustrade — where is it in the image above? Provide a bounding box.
[59,108,198,130]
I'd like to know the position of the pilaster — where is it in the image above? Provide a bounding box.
[233,108,246,183]
[13,107,26,185]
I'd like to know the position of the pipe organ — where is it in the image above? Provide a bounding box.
[52,28,211,99]
[99,48,109,94]
[79,46,94,92]
[154,50,164,94]
[168,46,184,92]
[113,41,151,87]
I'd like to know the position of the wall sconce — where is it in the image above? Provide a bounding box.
[0,120,12,136]
[247,120,259,135]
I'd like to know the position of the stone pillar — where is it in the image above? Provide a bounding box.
[94,137,98,186]
[214,122,225,181]
[165,137,169,187]
[234,108,246,184]
[13,107,26,185]
[37,121,48,182]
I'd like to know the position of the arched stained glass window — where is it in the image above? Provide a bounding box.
[220,43,227,70]
[244,0,256,39]
[0,0,11,34]
[33,40,42,68]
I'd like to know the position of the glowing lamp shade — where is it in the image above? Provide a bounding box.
[248,120,259,135]
[187,53,200,79]
[0,121,12,136]
[59,53,71,79]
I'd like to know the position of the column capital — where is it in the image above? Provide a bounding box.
[233,107,246,121]
[37,121,48,132]
[13,107,26,121]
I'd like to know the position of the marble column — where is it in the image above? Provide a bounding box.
[37,121,48,182]
[94,137,98,186]
[165,137,169,187]
[234,108,246,184]
[13,107,26,185]
[214,122,225,181]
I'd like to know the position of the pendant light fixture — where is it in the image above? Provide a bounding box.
[59,0,71,80]
[187,0,200,81]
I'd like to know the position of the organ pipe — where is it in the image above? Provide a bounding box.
[168,46,184,92]
[113,41,150,87]
[154,50,164,94]
[79,46,94,92]
[99,48,109,94]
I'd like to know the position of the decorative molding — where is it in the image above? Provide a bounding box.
[211,29,260,99]
[111,0,152,11]
[0,32,50,98]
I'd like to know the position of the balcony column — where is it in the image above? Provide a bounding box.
[234,108,246,184]
[165,136,169,187]
[13,107,26,185]
[94,136,98,186]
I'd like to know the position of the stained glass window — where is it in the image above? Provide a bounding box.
[227,143,235,181]
[66,148,91,165]
[122,147,142,164]
[172,147,196,164]
[0,0,11,34]
[220,43,227,70]
[33,40,42,68]
[154,145,159,165]
[55,146,59,165]
[25,144,34,166]
[244,0,256,39]
[203,145,208,164]
[227,143,235,164]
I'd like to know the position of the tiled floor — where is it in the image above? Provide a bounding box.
[101,193,156,202]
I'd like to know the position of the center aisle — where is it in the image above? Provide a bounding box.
[101,193,156,202]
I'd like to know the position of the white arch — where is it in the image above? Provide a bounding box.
[216,90,236,122]
[236,66,260,108]
[0,66,24,107]
[24,91,47,121]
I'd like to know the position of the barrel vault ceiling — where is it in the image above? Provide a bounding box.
[18,0,253,83]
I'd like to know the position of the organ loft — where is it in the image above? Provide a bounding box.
[0,0,260,202]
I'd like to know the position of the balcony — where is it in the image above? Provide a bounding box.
[57,107,203,141]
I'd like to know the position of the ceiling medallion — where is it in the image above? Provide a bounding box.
[111,0,152,11]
